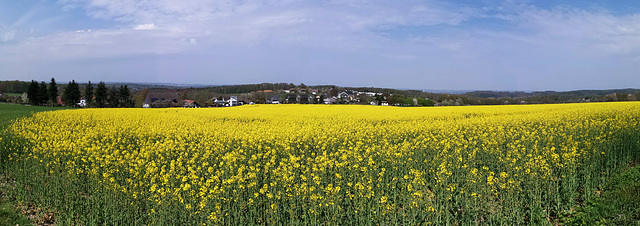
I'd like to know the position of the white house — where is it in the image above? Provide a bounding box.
[337,91,350,99]
[358,91,382,97]
[337,90,357,100]
[228,96,239,106]
[78,98,87,107]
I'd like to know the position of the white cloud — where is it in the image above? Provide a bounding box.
[1,30,16,42]
[2,27,200,62]
[486,3,640,57]
[134,23,156,30]
[182,38,197,44]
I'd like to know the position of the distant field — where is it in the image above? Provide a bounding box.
[4,93,23,97]
[0,103,70,128]
[1,103,639,225]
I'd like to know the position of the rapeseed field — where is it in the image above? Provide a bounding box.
[1,103,639,224]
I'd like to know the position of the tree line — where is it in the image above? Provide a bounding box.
[26,78,133,108]
[0,80,30,93]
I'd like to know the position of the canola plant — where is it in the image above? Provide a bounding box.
[1,103,639,225]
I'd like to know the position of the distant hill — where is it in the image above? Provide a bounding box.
[464,91,538,99]
[465,89,640,99]
[423,89,475,94]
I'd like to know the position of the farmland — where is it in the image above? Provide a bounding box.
[1,103,639,224]
[0,103,70,129]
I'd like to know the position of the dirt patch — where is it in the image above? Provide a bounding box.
[0,173,57,226]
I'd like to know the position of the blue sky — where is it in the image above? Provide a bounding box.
[1,0,639,91]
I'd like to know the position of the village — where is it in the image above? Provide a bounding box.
[142,87,394,108]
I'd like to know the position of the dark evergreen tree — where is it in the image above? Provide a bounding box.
[85,81,94,107]
[118,85,133,107]
[63,80,81,107]
[48,78,58,106]
[107,86,119,108]
[27,80,40,105]
[38,81,48,106]
[95,82,108,108]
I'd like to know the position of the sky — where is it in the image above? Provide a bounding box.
[1,0,640,91]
